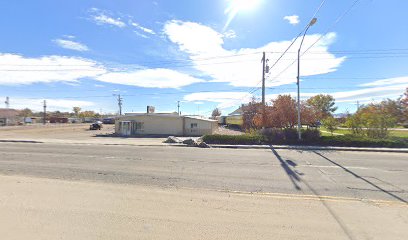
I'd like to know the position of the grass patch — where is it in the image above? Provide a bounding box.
[389,130,408,138]
[320,127,408,139]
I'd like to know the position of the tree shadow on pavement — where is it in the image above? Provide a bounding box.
[313,151,407,204]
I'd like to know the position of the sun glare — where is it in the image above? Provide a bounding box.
[224,0,261,30]
[230,0,261,11]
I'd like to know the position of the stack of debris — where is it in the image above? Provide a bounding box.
[164,136,210,148]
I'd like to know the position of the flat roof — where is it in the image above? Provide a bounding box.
[117,114,217,122]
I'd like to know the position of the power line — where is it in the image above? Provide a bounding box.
[266,48,408,55]
[222,0,328,109]
[1,48,407,68]
[0,52,262,68]
[267,0,363,82]
[2,53,408,72]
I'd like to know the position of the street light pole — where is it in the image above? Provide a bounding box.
[297,17,317,141]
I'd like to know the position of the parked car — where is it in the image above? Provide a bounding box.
[102,118,115,124]
[89,122,103,130]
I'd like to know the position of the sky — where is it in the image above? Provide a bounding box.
[0,0,407,116]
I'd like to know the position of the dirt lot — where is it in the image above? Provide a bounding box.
[0,124,114,139]
[0,124,243,146]
[214,126,243,135]
[0,124,165,146]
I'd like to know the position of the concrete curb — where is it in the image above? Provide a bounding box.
[207,144,408,153]
[1,139,407,153]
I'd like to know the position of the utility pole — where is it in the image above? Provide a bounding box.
[356,101,360,111]
[261,52,266,128]
[117,94,123,115]
[5,97,10,108]
[261,52,266,107]
[177,101,180,115]
[43,100,47,125]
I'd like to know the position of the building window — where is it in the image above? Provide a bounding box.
[135,122,144,131]
[190,123,198,133]
[131,121,144,134]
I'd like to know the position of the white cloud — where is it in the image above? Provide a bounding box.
[134,31,149,39]
[0,53,204,89]
[0,53,106,85]
[1,96,94,112]
[53,38,89,52]
[93,14,126,28]
[331,84,406,102]
[184,92,252,109]
[164,20,345,88]
[63,35,75,39]
[284,15,300,25]
[183,81,407,110]
[264,84,406,104]
[359,76,408,87]
[164,20,226,55]
[96,68,204,89]
[130,21,155,35]
[223,29,237,39]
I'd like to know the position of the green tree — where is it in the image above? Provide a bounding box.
[322,116,339,136]
[380,99,403,123]
[354,103,396,138]
[18,108,33,117]
[72,107,81,118]
[79,111,97,118]
[401,88,408,124]
[306,94,337,119]
[345,113,364,135]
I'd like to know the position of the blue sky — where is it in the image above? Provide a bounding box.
[0,0,407,115]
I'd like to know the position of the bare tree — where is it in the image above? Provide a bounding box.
[211,108,221,119]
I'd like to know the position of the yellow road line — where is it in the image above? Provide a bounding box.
[177,187,408,207]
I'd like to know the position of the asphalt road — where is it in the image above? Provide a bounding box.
[0,142,407,239]
[0,142,407,202]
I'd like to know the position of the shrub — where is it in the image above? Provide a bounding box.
[346,103,397,139]
[301,129,321,142]
[260,128,320,144]
[260,128,286,144]
[346,114,364,135]
[283,128,298,142]
[322,116,339,136]
[260,128,298,144]
[202,134,264,145]
[203,132,407,148]
[320,134,408,148]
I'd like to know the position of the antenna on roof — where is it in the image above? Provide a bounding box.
[5,97,9,108]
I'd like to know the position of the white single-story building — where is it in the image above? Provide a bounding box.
[115,113,218,137]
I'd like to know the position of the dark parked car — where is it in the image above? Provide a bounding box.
[89,122,103,130]
[102,118,115,124]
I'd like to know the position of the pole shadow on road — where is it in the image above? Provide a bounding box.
[270,148,302,190]
[313,151,407,204]
[270,148,356,240]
